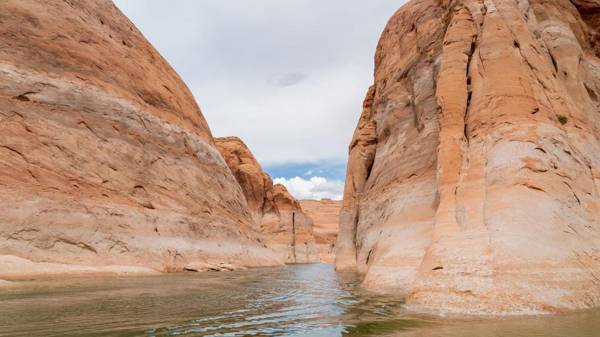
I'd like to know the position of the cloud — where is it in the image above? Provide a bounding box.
[273,176,343,200]
[271,72,308,87]
[265,160,346,182]
[113,0,404,165]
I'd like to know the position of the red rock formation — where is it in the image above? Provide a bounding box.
[337,0,600,315]
[0,0,282,279]
[215,137,319,263]
[299,199,341,263]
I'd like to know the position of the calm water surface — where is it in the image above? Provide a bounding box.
[0,264,599,337]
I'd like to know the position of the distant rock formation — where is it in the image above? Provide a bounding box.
[299,199,341,263]
[215,137,319,263]
[337,0,600,315]
[0,0,282,279]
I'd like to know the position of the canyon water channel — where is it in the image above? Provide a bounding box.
[0,264,598,337]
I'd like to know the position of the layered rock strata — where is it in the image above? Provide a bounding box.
[299,199,342,263]
[336,0,600,315]
[215,137,319,263]
[0,0,281,279]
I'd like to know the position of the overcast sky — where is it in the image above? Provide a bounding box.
[113,0,403,199]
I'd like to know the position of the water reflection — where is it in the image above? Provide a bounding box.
[0,264,598,337]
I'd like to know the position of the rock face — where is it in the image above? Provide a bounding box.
[215,137,319,263]
[336,0,600,315]
[0,0,282,279]
[299,199,342,263]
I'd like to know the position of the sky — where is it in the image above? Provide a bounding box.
[113,0,403,200]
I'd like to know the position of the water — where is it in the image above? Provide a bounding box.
[0,264,599,337]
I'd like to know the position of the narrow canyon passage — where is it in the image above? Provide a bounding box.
[2,0,600,335]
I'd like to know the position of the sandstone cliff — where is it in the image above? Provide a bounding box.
[299,199,341,263]
[215,137,319,263]
[0,0,282,279]
[336,0,600,315]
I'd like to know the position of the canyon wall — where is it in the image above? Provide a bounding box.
[299,199,341,263]
[0,0,282,279]
[215,137,319,263]
[336,0,600,315]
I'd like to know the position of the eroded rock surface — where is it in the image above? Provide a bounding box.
[299,199,341,263]
[215,137,319,263]
[336,0,600,315]
[0,0,282,279]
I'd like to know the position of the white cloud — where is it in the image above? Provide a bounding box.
[113,0,404,165]
[274,176,343,201]
[192,63,367,163]
[304,170,313,176]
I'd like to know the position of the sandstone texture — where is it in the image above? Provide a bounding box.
[0,0,282,280]
[336,0,600,315]
[299,199,341,263]
[215,137,319,263]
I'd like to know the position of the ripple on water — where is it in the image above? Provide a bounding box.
[0,264,599,337]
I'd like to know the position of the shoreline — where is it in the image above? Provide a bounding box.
[0,279,15,287]
[0,254,333,284]
[0,254,161,282]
